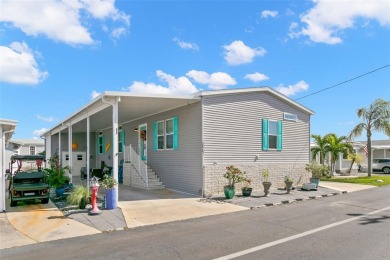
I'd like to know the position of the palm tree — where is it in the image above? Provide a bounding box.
[311,134,328,165]
[347,152,362,174]
[349,99,390,177]
[325,133,353,176]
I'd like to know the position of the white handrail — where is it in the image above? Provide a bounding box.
[126,144,148,187]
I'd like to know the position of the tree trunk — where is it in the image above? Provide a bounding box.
[367,133,372,177]
[348,158,355,174]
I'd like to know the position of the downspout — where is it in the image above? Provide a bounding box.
[101,96,121,203]
[2,129,15,212]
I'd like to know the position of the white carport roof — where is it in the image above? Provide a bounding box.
[42,92,200,135]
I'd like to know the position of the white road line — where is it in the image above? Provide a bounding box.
[213,206,390,260]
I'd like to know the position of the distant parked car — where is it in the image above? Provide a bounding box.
[366,158,390,174]
[360,158,390,174]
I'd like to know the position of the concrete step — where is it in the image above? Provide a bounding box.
[131,183,165,190]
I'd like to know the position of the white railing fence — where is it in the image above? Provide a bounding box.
[125,144,148,187]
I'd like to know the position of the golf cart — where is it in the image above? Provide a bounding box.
[8,155,50,207]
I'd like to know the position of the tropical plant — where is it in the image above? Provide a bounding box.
[44,163,70,189]
[262,168,270,183]
[242,179,252,190]
[284,175,293,182]
[349,98,390,176]
[67,185,90,209]
[311,134,329,165]
[223,165,248,188]
[101,174,118,190]
[347,152,363,174]
[305,161,330,178]
[325,133,353,176]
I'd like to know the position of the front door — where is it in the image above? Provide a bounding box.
[62,152,86,177]
[139,124,147,161]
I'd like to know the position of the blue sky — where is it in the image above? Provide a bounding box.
[1,0,389,141]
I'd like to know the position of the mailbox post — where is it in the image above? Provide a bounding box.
[89,176,101,215]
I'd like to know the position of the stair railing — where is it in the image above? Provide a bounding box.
[125,144,148,187]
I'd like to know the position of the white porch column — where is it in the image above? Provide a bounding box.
[68,125,73,183]
[87,116,90,191]
[0,126,4,212]
[58,131,61,165]
[112,98,119,203]
[45,134,51,167]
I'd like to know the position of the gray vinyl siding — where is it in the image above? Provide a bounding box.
[202,92,311,164]
[122,102,203,195]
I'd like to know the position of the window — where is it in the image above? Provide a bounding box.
[165,118,173,149]
[284,113,297,121]
[154,116,178,151]
[262,118,282,151]
[268,121,278,149]
[118,126,125,153]
[98,132,104,154]
[29,146,35,155]
[65,154,69,161]
[157,121,164,150]
[77,154,83,161]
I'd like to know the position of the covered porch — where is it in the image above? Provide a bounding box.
[43,92,200,202]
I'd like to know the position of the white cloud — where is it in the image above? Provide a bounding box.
[291,0,390,44]
[0,42,48,85]
[261,10,278,18]
[173,38,199,50]
[127,70,198,95]
[244,72,270,82]
[37,114,54,123]
[91,90,101,99]
[223,40,267,65]
[186,70,237,90]
[111,27,126,38]
[33,128,49,137]
[275,80,309,96]
[0,0,130,45]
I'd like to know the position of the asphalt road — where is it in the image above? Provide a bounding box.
[1,186,390,260]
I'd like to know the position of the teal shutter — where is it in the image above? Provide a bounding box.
[102,135,105,154]
[121,130,125,152]
[262,119,269,151]
[173,116,179,150]
[153,121,157,151]
[277,120,282,151]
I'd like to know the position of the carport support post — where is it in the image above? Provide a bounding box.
[87,116,90,191]
[112,99,120,203]
[68,125,73,183]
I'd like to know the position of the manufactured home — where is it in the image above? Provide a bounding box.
[42,87,314,197]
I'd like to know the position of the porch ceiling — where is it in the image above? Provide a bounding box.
[60,95,200,133]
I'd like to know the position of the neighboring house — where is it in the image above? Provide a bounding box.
[310,140,390,175]
[5,139,45,172]
[42,87,314,197]
[0,119,17,212]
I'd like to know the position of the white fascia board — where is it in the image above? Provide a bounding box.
[41,91,200,137]
[103,91,200,101]
[0,119,18,126]
[194,87,315,115]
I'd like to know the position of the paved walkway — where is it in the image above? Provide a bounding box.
[0,181,377,250]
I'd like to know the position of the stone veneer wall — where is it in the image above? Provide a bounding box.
[203,163,310,196]
[123,163,131,186]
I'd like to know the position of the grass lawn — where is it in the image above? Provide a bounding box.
[321,175,390,187]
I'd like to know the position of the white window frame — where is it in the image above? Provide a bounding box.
[283,112,297,122]
[165,118,174,150]
[157,120,165,150]
[268,120,278,150]
[98,132,104,154]
[29,146,36,155]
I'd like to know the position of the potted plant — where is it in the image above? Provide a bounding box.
[101,174,118,209]
[262,169,272,197]
[67,185,90,209]
[241,179,252,197]
[284,175,294,194]
[223,165,248,199]
[44,164,71,197]
[305,161,330,187]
